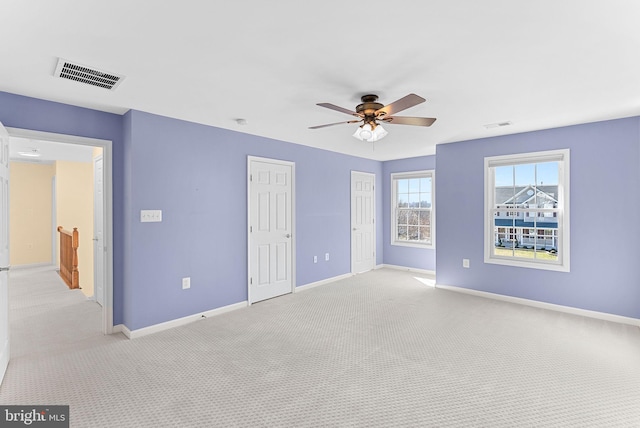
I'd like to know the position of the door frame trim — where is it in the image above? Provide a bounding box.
[51,176,57,266]
[350,170,376,274]
[7,127,114,334]
[247,156,296,305]
[93,154,104,306]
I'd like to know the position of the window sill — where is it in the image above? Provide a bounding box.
[391,241,435,250]
[484,256,569,272]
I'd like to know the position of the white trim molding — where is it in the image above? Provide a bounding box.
[111,324,125,335]
[7,127,115,335]
[351,170,377,274]
[436,283,640,327]
[390,170,435,249]
[295,273,354,292]
[484,149,570,272]
[9,263,55,270]
[120,301,248,339]
[247,156,296,305]
[379,264,435,277]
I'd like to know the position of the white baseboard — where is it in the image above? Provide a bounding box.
[295,267,435,292]
[10,263,55,270]
[378,264,436,276]
[436,283,640,327]
[296,273,354,292]
[120,301,248,339]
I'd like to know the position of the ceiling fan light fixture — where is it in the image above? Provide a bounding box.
[353,123,372,141]
[353,123,387,142]
[371,124,388,141]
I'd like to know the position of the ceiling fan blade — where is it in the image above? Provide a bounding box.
[309,120,361,129]
[317,103,363,117]
[382,116,437,127]
[375,94,426,117]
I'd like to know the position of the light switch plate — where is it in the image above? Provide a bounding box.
[141,210,162,222]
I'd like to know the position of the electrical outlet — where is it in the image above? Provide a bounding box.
[325,253,330,261]
[463,259,470,268]
[182,277,191,289]
[313,256,317,263]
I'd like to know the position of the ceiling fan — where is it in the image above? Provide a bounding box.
[309,93,436,142]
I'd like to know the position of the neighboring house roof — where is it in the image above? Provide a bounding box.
[495,185,558,205]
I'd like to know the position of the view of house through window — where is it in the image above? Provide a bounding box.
[391,171,433,247]
[493,161,559,261]
[485,150,569,271]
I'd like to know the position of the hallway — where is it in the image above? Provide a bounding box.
[7,265,103,360]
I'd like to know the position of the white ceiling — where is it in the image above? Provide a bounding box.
[2,1,640,161]
[9,136,95,163]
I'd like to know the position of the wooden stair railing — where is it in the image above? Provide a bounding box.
[57,226,79,289]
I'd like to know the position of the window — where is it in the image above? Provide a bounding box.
[391,170,434,247]
[485,149,569,271]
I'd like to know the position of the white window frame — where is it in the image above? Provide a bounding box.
[391,170,435,249]
[484,149,570,272]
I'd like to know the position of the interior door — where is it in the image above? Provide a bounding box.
[0,122,11,385]
[93,155,104,306]
[248,158,294,304]
[351,171,375,273]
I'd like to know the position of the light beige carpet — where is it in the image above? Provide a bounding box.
[1,266,639,427]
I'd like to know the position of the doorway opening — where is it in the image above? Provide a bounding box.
[7,127,114,334]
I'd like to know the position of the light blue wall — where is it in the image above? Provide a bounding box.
[0,92,383,330]
[122,110,383,329]
[382,155,436,271]
[435,117,640,318]
[3,90,639,328]
[0,91,126,325]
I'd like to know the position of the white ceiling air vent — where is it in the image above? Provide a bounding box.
[54,58,124,91]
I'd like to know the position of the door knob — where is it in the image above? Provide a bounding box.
[285,234,291,238]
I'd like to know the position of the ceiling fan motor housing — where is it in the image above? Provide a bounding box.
[356,94,384,125]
